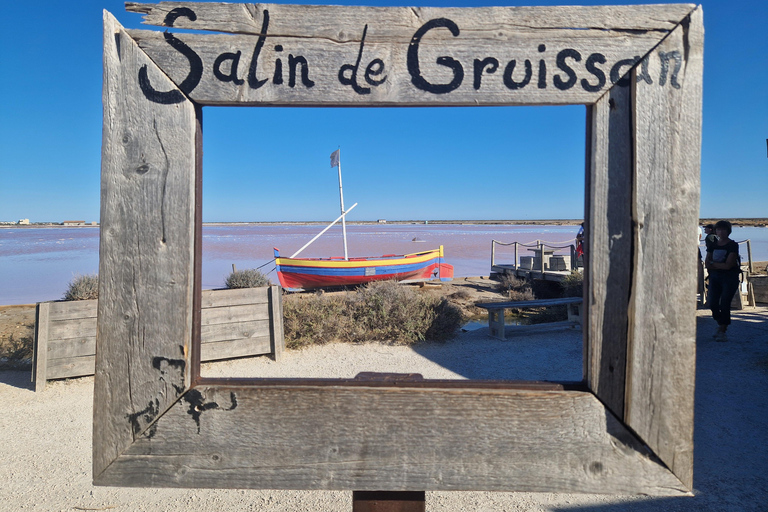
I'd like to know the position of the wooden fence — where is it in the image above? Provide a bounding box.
[32,286,283,391]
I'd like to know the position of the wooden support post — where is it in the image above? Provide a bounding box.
[32,302,50,392]
[268,285,284,361]
[488,309,506,340]
[352,491,425,512]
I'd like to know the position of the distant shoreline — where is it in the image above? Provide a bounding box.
[3,218,768,228]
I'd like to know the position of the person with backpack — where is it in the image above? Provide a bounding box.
[704,220,740,342]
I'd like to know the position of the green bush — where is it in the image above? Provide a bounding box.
[283,280,464,349]
[63,274,99,301]
[225,269,271,289]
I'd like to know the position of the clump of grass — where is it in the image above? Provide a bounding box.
[283,281,464,349]
[560,270,584,298]
[496,274,535,301]
[225,269,271,289]
[0,333,33,370]
[63,274,99,301]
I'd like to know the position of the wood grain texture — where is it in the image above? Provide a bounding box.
[125,25,669,106]
[127,3,695,36]
[625,8,703,490]
[95,385,688,495]
[32,302,50,392]
[586,84,633,419]
[94,11,197,479]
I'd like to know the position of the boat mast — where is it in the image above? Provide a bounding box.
[332,148,349,260]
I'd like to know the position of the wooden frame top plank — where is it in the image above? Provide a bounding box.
[123,2,696,106]
[127,3,695,36]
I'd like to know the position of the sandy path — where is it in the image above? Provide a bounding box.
[1,309,767,511]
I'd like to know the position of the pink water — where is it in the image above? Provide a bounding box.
[2,224,766,305]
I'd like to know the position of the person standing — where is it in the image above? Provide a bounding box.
[705,220,740,342]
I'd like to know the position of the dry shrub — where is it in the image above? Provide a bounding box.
[63,274,99,301]
[225,269,270,288]
[283,281,463,349]
[496,274,535,301]
[0,334,33,370]
[560,270,584,298]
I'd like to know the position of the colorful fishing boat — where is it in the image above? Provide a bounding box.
[273,148,453,290]
[274,246,454,290]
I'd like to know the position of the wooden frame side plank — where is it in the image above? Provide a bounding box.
[586,80,633,419]
[94,11,197,478]
[626,7,703,489]
[32,302,50,392]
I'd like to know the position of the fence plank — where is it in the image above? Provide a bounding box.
[201,336,272,361]
[201,287,270,308]
[97,385,687,494]
[625,9,703,490]
[201,303,270,326]
[32,302,50,392]
[47,336,97,360]
[585,80,633,419]
[48,300,97,321]
[201,319,271,344]
[47,355,96,380]
[48,318,97,341]
[94,11,198,479]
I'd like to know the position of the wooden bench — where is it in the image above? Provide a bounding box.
[475,297,583,340]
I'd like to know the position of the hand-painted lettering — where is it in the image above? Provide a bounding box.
[581,53,606,92]
[658,51,682,89]
[554,49,581,90]
[213,51,245,85]
[473,58,499,90]
[139,7,202,104]
[339,25,374,94]
[247,9,270,89]
[408,18,464,94]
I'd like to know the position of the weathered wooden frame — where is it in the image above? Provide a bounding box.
[95,3,702,494]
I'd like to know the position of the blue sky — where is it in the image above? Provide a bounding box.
[0,0,765,222]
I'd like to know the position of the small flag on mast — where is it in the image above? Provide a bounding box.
[330,149,340,168]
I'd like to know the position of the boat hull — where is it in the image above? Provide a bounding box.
[274,246,453,291]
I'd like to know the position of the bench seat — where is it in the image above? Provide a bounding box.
[475,297,583,340]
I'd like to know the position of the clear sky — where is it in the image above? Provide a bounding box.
[0,0,765,223]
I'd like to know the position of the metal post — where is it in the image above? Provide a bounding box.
[747,239,753,274]
[352,491,425,512]
[337,155,349,260]
[514,242,518,270]
[491,240,496,268]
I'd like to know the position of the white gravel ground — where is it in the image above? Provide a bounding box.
[1,308,766,511]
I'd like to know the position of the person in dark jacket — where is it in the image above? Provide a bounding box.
[704,220,740,342]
